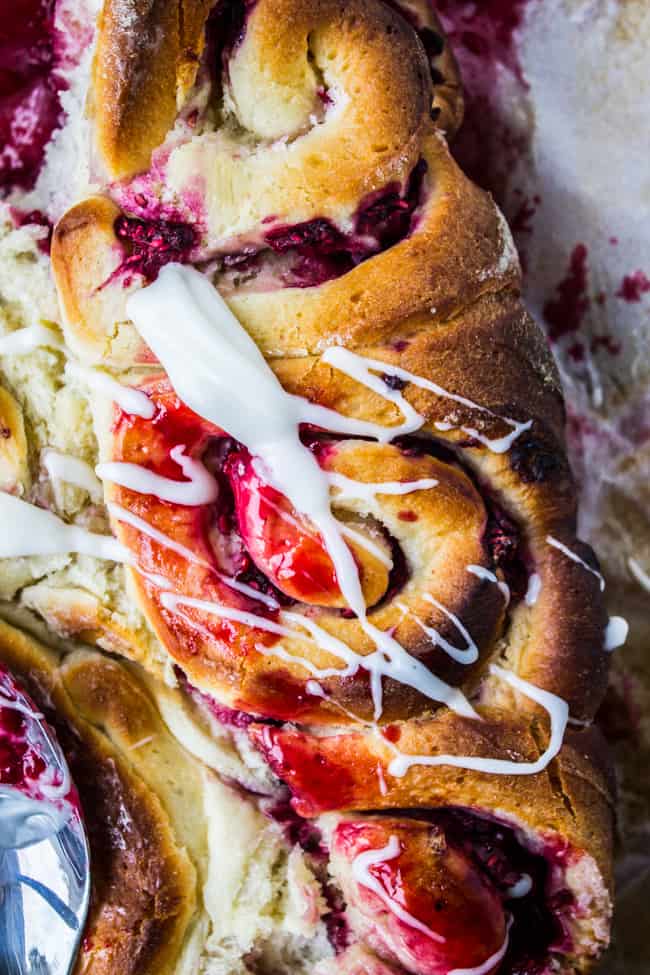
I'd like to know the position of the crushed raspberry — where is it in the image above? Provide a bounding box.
[355,158,427,246]
[0,0,64,194]
[485,504,528,600]
[262,798,327,854]
[486,508,518,564]
[203,695,255,730]
[615,270,650,303]
[0,665,68,804]
[259,160,427,289]
[427,810,572,972]
[204,0,258,84]
[323,886,350,954]
[266,218,347,255]
[262,798,349,953]
[113,214,199,281]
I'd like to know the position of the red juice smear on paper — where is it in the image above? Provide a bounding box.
[616,270,650,303]
[434,0,532,193]
[436,0,529,84]
[542,244,590,342]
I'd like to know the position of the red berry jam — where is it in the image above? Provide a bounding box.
[0,664,67,804]
[113,213,199,282]
[0,0,63,194]
[259,160,427,289]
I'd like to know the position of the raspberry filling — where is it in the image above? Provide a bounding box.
[1,685,47,789]
[431,810,573,974]
[112,213,199,283]
[259,799,575,974]
[111,159,427,289]
[223,159,428,289]
[0,665,77,813]
[0,0,63,194]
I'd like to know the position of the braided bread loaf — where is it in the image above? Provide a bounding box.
[46,1,615,973]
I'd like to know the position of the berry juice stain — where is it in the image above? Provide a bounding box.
[543,244,590,342]
[434,0,532,194]
[616,270,650,303]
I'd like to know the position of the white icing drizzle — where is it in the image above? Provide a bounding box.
[448,917,513,975]
[604,616,628,652]
[160,592,297,641]
[506,874,533,899]
[66,361,155,419]
[351,835,446,943]
[322,347,533,454]
[108,501,210,567]
[158,590,475,717]
[387,664,568,778]
[97,445,219,506]
[0,324,63,356]
[466,565,511,605]
[139,569,175,590]
[216,576,279,610]
[260,487,394,569]
[0,492,132,564]
[108,502,280,608]
[339,524,393,570]
[397,595,479,665]
[546,535,605,591]
[43,450,103,502]
[305,679,372,727]
[628,557,650,593]
[329,472,439,502]
[122,265,570,772]
[525,572,542,606]
[127,265,477,722]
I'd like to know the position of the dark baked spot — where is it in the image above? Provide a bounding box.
[382,373,408,391]
[510,437,562,483]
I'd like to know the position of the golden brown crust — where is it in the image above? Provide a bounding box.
[229,134,520,357]
[0,617,202,975]
[91,0,213,180]
[50,195,148,364]
[51,133,516,366]
[90,0,462,182]
[0,384,29,494]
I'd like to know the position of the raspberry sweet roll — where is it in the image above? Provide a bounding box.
[49,1,616,973]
